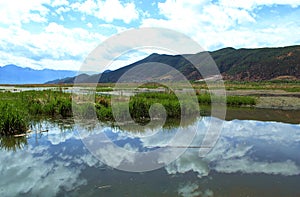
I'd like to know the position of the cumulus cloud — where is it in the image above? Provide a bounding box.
[51,0,69,7]
[0,0,50,25]
[0,22,106,70]
[71,0,139,24]
[219,0,300,10]
[141,0,300,50]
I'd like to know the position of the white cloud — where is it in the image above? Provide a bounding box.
[51,0,69,7]
[0,50,83,70]
[71,0,139,24]
[0,0,50,25]
[141,0,300,50]
[0,22,107,70]
[71,0,97,15]
[141,0,255,49]
[56,6,71,14]
[87,22,93,28]
[219,0,300,10]
[60,15,65,21]
[97,0,139,24]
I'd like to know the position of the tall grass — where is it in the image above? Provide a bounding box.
[24,90,72,117]
[0,90,72,135]
[0,103,29,135]
[128,92,198,121]
[0,88,257,135]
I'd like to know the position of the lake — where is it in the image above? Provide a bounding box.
[1,113,300,197]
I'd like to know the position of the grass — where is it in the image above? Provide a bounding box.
[0,87,257,135]
[0,90,72,135]
[192,80,300,92]
[226,95,256,106]
[96,87,114,92]
[223,80,300,91]
[197,93,256,106]
[0,103,29,135]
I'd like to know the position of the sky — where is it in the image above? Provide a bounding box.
[0,0,300,71]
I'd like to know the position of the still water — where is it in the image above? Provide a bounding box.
[1,116,300,197]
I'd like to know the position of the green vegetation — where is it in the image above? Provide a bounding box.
[0,87,257,136]
[93,92,199,122]
[96,87,113,92]
[0,103,29,135]
[196,93,256,106]
[0,90,72,135]
[191,80,300,93]
[223,80,300,91]
[226,95,256,106]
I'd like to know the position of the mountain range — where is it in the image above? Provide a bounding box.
[0,65,77,84]
[46,45,300,84]
[1,45,300,84]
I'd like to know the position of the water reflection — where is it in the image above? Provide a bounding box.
[0,136,27,151]
[0,117,300,196]
[0,119,75,151]
[178,182,213,197]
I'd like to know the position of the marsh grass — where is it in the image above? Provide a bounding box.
[0,88,256,135]
[197,93,256,106]
[0,90,72,135]
[129,92,199,120]
[0,103,29,135]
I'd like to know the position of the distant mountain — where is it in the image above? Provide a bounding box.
[46,45,300,84]
[0,65,77,84]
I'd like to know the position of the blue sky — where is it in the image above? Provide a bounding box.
[0,0,300,70]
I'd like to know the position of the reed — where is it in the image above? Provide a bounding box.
[0,103,29,135]
[0,88,256,135]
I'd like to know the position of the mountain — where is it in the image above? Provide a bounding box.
[0,65,77,84]
[46,45,300,84]
[210,45,300,80]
